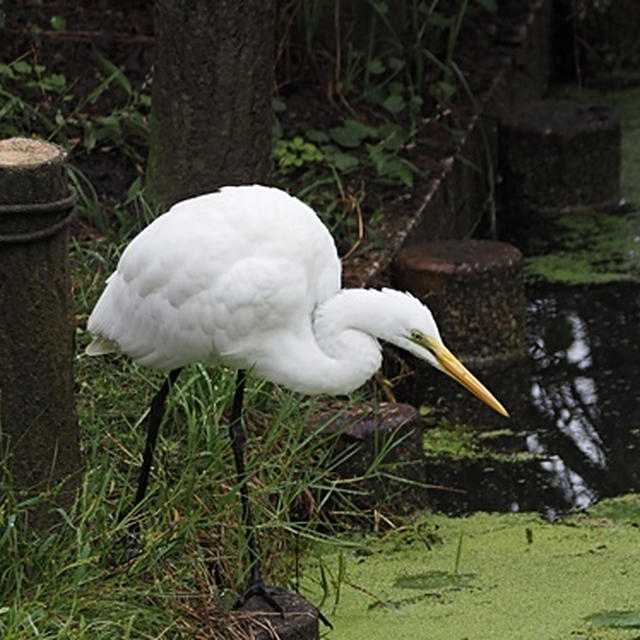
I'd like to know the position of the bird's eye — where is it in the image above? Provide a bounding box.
[410,330,438,354]
[410,329,430,348]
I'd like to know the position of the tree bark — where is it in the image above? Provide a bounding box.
[148,0,275,209]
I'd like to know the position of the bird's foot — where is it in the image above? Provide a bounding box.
[233,566,333,629]
[233,576,287,613]
[233,577,333,629]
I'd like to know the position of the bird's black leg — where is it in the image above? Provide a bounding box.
[229,370,285,612]
[134,367,182,505]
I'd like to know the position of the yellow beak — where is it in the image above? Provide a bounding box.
[415,334,510,418]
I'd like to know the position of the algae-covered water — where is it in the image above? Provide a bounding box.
[307,495,640,639]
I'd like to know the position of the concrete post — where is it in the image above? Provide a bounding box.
[0,137,80,527]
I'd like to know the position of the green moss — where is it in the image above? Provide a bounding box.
[567,492,640,525]
[304,495,640,639]
[523,208,640,285]
[423,423,480,458]
[423,422,535,462]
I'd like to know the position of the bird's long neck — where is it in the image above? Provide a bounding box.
[313,289,389,393]
[256,289,391,395]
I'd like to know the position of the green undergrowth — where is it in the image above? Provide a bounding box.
[302,494,640,639]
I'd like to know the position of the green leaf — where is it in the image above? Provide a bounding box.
[383,157,415,187]
[271,97,286,113]
[50,15,67,31]
[0,63,15,78]
[344,119,377,138]
[382,93,406,113]
[43,73,67,93]
[325,148,359,171]
[13,60,32,75]
[431,80,456,101]
[0,96,17,119]
[376,123,409,150]
[97,54,132,96]
[329,119,376,148]
[305,129,330,144]
[370,0,388,15]
[83,126,96,151]
[366,144,416,187]
[410,94,424,110]
[394,570,473,590]
[387,56,405,72]
[366,144,386,175]
[367,58,385,75]
[474,0,497,11]
[586,610,640,629]
[126,176,143,201]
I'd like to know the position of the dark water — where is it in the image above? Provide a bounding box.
[410,281,640,514]
[523,282,640,510]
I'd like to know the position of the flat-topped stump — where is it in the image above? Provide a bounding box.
[0,136,79,527]
[499,98,621,214]
[391,240,526,426]
[231,590,320,639]
[393,239,526,367]
[312,402,426,512]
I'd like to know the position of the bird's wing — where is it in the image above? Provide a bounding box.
[87,185,342,372]
[204,256,314,368]
[87,253,313,372]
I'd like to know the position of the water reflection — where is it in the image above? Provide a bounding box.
[526,282,640,508]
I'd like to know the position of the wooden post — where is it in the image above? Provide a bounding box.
[0,137,80,527]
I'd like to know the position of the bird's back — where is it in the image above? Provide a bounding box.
[87,185,341,371]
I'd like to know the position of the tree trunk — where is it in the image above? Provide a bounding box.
[147,0,275,209]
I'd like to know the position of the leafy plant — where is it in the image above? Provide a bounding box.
[275,135,324,172]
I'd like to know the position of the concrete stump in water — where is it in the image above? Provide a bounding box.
[499,98,621,216]
[318,402,426,512]
[232,591,320,639]
[0,137,79,526]
[392,240,526,425]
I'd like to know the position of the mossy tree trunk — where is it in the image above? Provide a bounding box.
[147,0,275,209]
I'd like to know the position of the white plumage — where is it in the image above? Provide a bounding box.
[87,184,507,413]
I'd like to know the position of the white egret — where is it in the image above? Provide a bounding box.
[87,184,508,606]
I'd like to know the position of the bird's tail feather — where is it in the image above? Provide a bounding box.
[85,335,119,356]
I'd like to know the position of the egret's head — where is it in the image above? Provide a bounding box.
[382,289,509,418]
